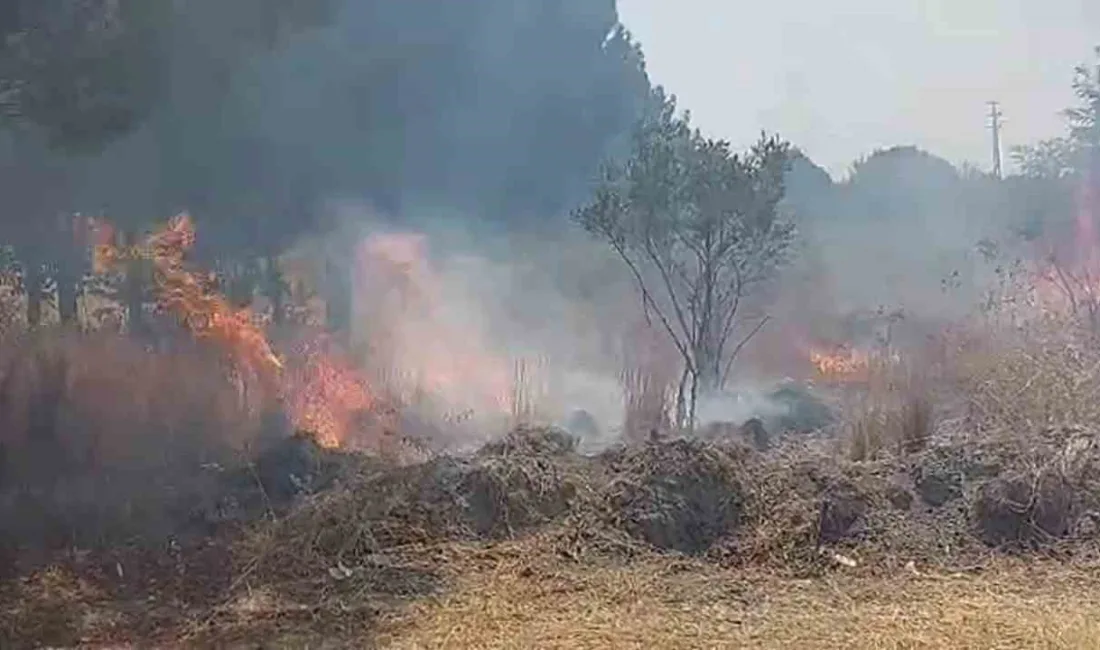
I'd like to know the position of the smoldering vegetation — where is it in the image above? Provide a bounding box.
[0,1,1099,647]
[7,305,1100,646]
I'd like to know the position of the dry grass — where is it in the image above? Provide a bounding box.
[375,539,1100,650]
[956,313,1100,438]
[620,366,674,441]
[0,327,267,550]
[10,244,1100,647]
[840,353,934,462]
[227,427,586,621]
[619,322,677,441]
[510,356,551,428]
[10,534,1100,648]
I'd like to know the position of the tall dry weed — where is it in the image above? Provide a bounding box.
[510,356,550,427]
[841,352,934,462]
[620,365,673,440]
[0,328,265,546]
[955,312,1100,437]
[618,321,677,440]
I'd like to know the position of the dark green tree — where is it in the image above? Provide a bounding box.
[574,93,794,428]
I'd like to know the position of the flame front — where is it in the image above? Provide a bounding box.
[92,214,375,448]
[92,214,283,377]
[1028,177,1100,320]
[281,331,375,448]
[809,346,872,382]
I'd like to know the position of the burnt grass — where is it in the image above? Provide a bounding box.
[5,425,1100,646]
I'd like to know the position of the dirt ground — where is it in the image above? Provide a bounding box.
[166,537,1100,650]
[375,543,1100,650]
[7,430,1100,649]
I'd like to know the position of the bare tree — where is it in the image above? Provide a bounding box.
[574,94,794,429]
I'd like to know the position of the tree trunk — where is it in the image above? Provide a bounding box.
[265,254,285,327]
[674,364,690,431]
[687,369,700,434]
[697,362,722,398]
[24,263,44,329]
[324,257,351,334]
[124,265,149,339]
[55,268,80,327]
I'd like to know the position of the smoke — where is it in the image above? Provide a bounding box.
[695,386,789,429]
[1,2,1067,451]
[0,1,657,446]
[753,147,1015,360]
[318,202,642,448]
[0,0,651,269]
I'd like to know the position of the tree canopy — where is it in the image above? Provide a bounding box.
[574,92,794,427]
[0,0,657,327]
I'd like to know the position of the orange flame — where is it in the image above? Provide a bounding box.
[92,214,283,377]
[91,214,377,448]
[809,346,872,382]
[281,331,376,448]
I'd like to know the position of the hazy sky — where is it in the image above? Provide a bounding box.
[618,0,1098,176]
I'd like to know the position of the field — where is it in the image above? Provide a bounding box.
[3,220,1100,649]
[1,7,1098,648]
[377,546,1100,650]
[5,410,1100,649]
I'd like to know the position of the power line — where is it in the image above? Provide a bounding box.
[987,101,1004,179]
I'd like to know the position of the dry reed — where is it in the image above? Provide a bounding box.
[839,351,934,462]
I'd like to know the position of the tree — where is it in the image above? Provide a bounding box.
[1066,46,1100,173]
[0,0,657,334]
[842,146,962,225]
[574,94,794,429]
[0,0,336,328]
[1011,137,1077,180]
[1005,47,1100,335]
[1011,47,1099,182]
[0,0,335,152]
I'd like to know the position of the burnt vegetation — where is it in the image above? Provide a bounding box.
[0,2,1099,648]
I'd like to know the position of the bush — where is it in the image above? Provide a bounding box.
[599,438,747,554]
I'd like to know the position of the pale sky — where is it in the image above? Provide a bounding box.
[618,0,1099,177]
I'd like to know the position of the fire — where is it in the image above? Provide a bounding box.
[91,214,376,448]
[87,215,536,448]
[281,331,376,448]
[1028,178,1100,322]
[809,346,872,382]
[92,214,283,376]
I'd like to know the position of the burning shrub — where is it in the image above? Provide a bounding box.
[244,430,365,507]
[598,438,747,555]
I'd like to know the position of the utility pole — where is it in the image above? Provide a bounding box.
[987,101,1003,179]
